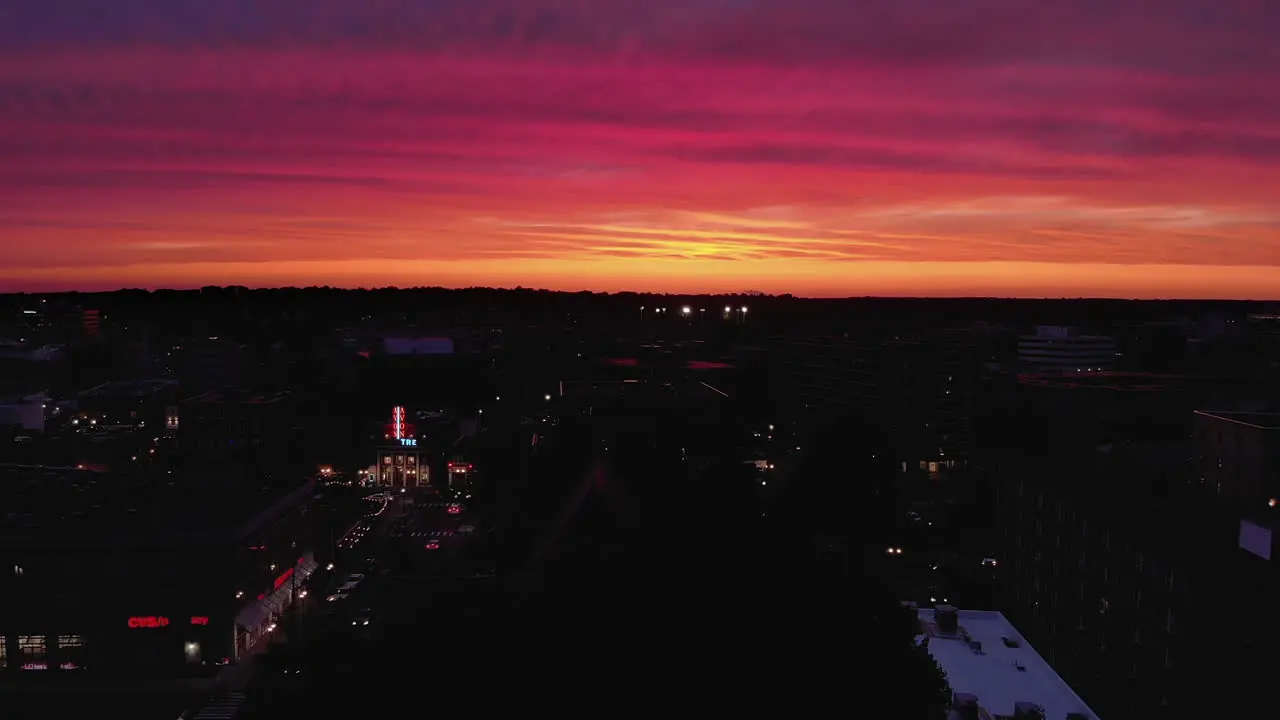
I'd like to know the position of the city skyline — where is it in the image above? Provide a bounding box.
[2,0,1278,298]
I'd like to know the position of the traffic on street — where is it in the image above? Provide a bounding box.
[230,486,496,702]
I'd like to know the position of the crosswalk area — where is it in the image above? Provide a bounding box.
[410,530,454,538]
[192,691,246,720]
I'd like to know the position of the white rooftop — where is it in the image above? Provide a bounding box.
[916,608,1100,720]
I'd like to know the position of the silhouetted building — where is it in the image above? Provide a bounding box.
[995,444,1190,718]
[0,392,44,434]
[764,327,1005,466]
[1194,410,1280,508]
[76,379,178,431]
[1116,322,1188,373]
[81,309,101,339]
[765,335,881,424]
[175,390,296,476]
[1018,326,1116,373]
[166,337,252,390]
[996,407,1280,718]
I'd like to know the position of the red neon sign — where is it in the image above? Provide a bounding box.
[191,616,210,626]
[128,616,170,628]
[273,567,294,590]
[392,406,405,440]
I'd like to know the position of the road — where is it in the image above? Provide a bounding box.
[229,491,493,715]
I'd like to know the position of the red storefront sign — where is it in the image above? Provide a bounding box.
[273,567,294,590]
[191,616,210,626]
[127,616,169,628]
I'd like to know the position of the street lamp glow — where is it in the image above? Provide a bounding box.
[681,306,691,315]
[724,306,731,313]
[544,394,552,401]
[741,306,748,313]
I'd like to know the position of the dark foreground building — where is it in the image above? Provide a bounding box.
[0,466,315,679]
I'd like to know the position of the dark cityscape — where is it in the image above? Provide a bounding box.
[3,1,1279,717]
[0,289,1277,718]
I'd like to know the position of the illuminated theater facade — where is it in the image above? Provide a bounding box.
[374,406,428,490]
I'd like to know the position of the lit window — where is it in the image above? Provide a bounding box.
[0,637,7,667]
[18,635,46,658]
[58,635,84,649]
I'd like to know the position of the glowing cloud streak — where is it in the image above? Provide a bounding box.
[0,0,1277,297]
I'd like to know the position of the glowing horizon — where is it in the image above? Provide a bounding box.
[2,1,1278,299]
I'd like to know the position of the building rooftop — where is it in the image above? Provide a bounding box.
[79,379,177,399]
[0,465,311,549]
[1018,371,1237,393]
[915,607,1099,720]
[183,389,290,405]
[1195,410,1280,430]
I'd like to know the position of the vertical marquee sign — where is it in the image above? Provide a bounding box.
[392,406,406,441]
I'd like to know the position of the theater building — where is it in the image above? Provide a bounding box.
[0,466,317,680]
[374,406,428,490]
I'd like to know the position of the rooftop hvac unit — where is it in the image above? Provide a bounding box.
[952,693,980,720]
[1013,702,1046,719]
[934,604,959,633]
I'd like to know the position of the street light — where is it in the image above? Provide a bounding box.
[544,394,552,401]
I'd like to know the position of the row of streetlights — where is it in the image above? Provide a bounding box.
[639,305,748,318]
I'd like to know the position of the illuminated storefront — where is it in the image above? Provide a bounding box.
[0,556,318,675]
[0,475,318,679]
[232,554,318,660]
[447,461,474,494]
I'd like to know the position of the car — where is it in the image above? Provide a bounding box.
[347,573,366,583]
[326,592,348,603]
[457,525,476,534]
[446,504,463,515]
[336,582,358,592]
[424,542,440,550]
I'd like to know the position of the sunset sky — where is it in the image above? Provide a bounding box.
[2,1,1278,298]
